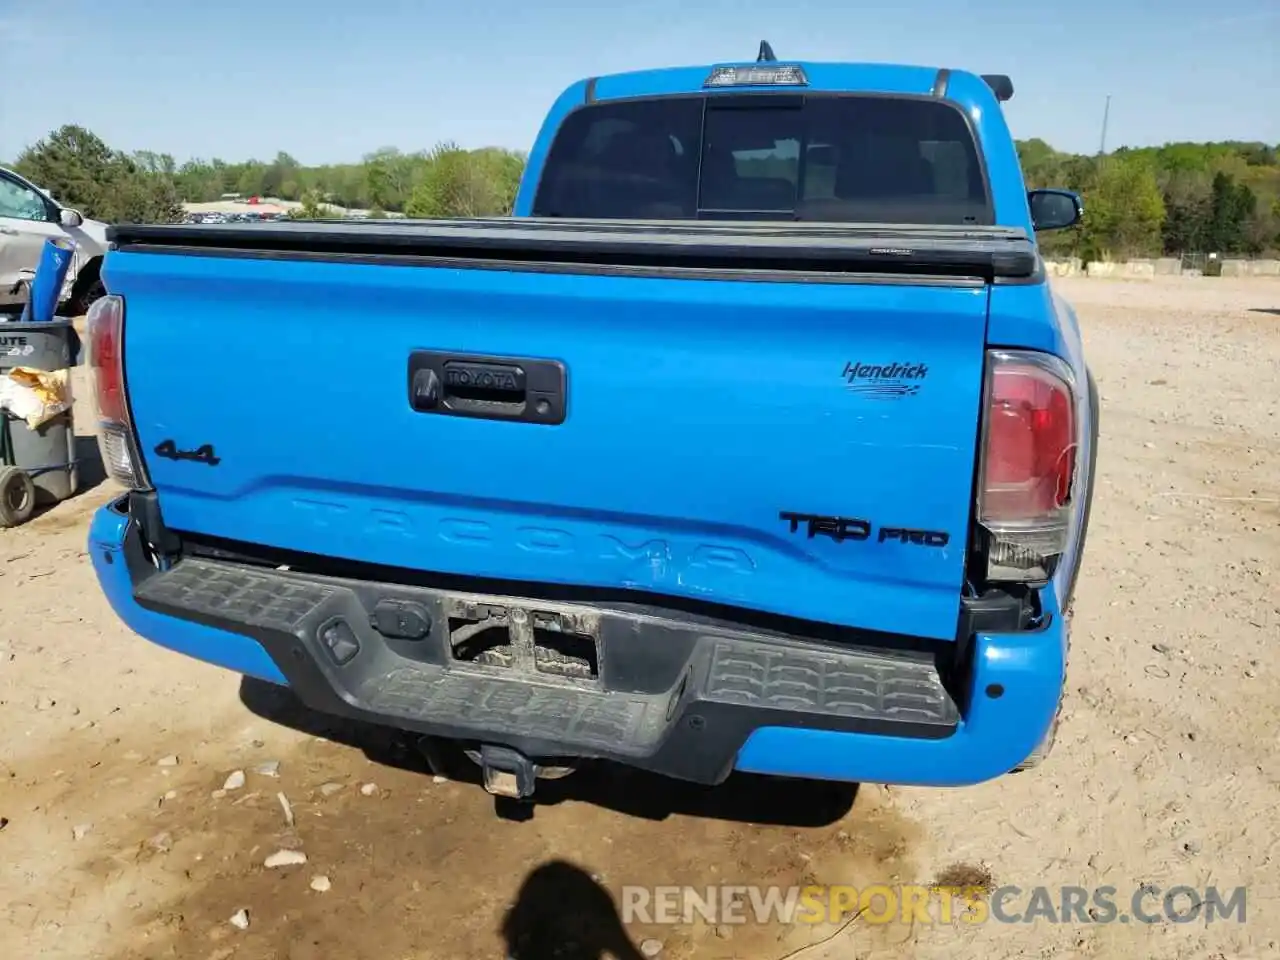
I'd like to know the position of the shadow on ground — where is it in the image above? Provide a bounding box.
[239,677,858,828]
[1248,308,1280,316]
[238,677,866,958]
[73,434,107,491]
[502,860,648,960]
[28,434,107,519]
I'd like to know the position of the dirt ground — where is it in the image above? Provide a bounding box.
[2,277,1278,960]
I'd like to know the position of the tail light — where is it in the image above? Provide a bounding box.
[86,295,151,490]
[977,350,1078,584]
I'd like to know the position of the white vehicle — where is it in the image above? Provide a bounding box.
[0,165,109,314]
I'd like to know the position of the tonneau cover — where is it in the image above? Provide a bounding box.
[108,218,1039,280]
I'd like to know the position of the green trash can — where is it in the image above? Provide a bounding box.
[0,319,79,527]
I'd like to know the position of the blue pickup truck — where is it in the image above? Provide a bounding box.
[86,48,1097,800]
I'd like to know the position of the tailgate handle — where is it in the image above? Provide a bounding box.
[443,360,525,408]
[408,351,566,425]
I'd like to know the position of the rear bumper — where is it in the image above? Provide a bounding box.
[89,500,1066,787]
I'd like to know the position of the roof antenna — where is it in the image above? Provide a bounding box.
[757,41,777,62]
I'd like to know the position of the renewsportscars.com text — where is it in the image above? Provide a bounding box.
[621,884,1247,927]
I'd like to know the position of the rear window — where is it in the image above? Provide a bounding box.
[531,94,991,225]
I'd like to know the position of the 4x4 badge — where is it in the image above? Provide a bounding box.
[154,439,221,466]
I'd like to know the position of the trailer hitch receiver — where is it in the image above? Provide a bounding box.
[479,744,538,799]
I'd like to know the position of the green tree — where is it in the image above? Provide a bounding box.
[112,163,185,223]
[404,143,521,218]
[261,151,300,198]
[1017,138,1068,189]
[236,162,267,197]
[1078,157,1166,260]
[13,125,117,215]
[363,147,418,211]
[1204,172,1256,253]
[14,125,183,223]
[1160,170,1212,254]
[289,189,340,219]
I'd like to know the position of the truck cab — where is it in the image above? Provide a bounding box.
[86,48,1096,800]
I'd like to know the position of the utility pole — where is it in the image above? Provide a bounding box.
[1098,94,1112,156]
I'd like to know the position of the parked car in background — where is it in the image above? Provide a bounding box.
[0,165,109,314]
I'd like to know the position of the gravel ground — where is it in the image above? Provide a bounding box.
[1,276,1277,960]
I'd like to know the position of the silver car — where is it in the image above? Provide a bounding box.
[0,165,110,314]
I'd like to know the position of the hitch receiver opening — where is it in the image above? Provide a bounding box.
[479,744,538,799]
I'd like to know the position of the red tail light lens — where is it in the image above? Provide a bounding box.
[86,295,150,490]
[978,350,1078,583]
[88,295,127,423]
[982,358,1076,521]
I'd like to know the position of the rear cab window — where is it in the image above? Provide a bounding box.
[532,94,992,225]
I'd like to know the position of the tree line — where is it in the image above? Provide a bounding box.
[8,126,186,224]
[9,124,1279,260]
[161,142,527,219]
[1018,139,1280,261]
[10,126,526,222]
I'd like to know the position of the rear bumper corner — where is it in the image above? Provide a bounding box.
[89,500,286,686]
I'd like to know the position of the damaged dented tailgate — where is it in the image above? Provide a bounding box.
[108,243,990,641]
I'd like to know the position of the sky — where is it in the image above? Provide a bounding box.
[1,0,1277,166]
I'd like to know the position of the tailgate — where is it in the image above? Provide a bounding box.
[107,233,995,642]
